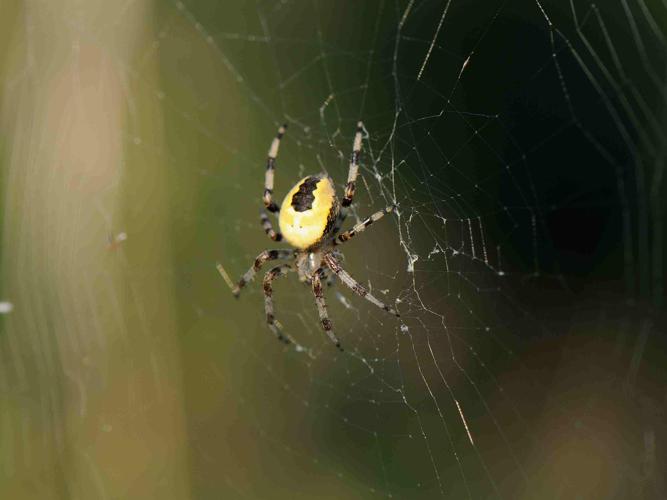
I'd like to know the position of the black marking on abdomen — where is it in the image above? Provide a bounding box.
[291,176,320,212]
[322,199,339,239]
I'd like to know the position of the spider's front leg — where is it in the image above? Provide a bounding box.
[217,249,293,297]
[323,253,400,317]
[311,270,343,351]
[263,264,294,344]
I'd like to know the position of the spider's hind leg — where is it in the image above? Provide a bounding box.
[342,121,364,208]
[263,264,294,344]
[331,122,364,233]
[260,209,282,241]
[263,123,287,213]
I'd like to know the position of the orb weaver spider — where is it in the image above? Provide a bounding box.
[218,122,399,351]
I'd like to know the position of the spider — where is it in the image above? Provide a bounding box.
[218,122,399,351]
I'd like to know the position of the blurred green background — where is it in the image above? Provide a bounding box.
[1,1,666,499]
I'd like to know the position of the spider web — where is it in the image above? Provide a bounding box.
[1,0,666,499]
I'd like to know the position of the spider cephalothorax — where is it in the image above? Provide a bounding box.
[218,122,399,351]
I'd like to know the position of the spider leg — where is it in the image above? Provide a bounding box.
[260,209,282,241]
[341,121,363,208]
[319,268,358,310]
[263,123,287,214]
[331,121,364,234]
[320,249,343,285]
[217,249,293,297]
[311,270,343,351]
[335,205,395,245]
[263,264,294,344]
[323,253,400,317]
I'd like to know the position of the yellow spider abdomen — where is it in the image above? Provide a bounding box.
[279,175,338,250]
